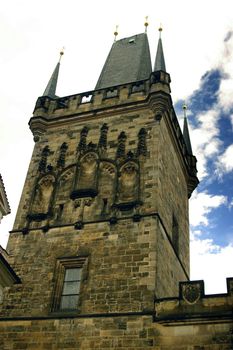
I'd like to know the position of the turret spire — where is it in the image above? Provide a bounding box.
[182,103,193,155]
[43,49,64,98]
[154,25,166,72]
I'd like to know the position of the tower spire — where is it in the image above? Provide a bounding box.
[154,25,166,72]
[182,103,193,155]
[43,49,64,98]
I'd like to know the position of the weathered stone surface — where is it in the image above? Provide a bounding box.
[2,35,231,349]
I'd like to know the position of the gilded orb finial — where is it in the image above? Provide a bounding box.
[158,24,163,38]
[59,47,65,62]
[144,16,149,33]
[183,102,188,118]
[114,25,119,42]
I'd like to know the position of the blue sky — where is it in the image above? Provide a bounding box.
[0,0,233,294]
[174,29,233,292]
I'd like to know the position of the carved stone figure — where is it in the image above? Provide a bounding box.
[31,174,55,218]
[78,153,97,189]
[56,167,75,203]
[71,152,98,199]
[116,161,139,209]
[98,161,116,214]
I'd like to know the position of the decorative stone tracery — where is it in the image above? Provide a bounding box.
[38,146,50,173]
[27,125,147,226]
[57,142,68,168]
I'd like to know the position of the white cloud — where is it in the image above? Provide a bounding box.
[215,144,233,175]
[191,237,233,294]
[218,31,233,113]
[231,114,233,129]
[189,191,227,227]
[190,109,222,179]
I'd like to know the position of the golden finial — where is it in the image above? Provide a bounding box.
[158,24,163,38]
[144,16,149,33]
[114,25,119,42]
[183,102,188,118]
[59,47,65,62]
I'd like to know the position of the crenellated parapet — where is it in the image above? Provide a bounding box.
[155,278,233,324]
[30,75,198,197]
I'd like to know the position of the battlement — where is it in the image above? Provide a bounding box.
[155,278,233,324]
[32,72,171,119]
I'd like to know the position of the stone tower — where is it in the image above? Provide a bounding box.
[9,31,233,349]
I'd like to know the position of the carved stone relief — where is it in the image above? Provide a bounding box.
[98,123,108,154]
[77,126,88,154]
[98,161,116,216]
[181,282,202,304]
[71,152,98,200]
[38,146,50,173]
[115,161,140,210]
[53,167,75,222]
[26,124,147,227]
[116,132,127,159]
[30,174,55,220]
[57,142,68,168]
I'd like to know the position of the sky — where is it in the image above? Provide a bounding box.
[0,0,233,294]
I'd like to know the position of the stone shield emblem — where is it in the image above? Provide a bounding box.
[182,283,201,304]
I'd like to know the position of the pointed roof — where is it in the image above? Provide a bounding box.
[43,51,63,98]
[95,33,152,89]
[43,62,60,98]
[154,29,166,72]
[183,105,193,155]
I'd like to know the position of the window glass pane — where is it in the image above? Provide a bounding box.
[64,268,81,281]
[62,281,81,295]
[60,295,79,310]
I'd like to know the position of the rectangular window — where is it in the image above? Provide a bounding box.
[51,256,88,313]
[60,267,82,310]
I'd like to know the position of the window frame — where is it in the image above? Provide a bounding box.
[51,256,88,313]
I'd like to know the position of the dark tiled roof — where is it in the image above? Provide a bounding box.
[43,62,60,98]
[183,116,193,155]
[154,38,166,72]
[96,33,152,89]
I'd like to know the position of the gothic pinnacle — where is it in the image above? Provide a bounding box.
[182,103,193,155]
[43,49,64,98]
[154,25,166,72]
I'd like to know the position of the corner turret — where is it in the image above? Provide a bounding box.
[43,49,64,98]
[154,26,166,72]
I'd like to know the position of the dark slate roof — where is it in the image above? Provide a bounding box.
[183,116,193,155]
[43,62,60,98]
[95,33,152,89]
[154,38,166,72]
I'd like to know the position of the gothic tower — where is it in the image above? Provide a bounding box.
[2,30,220,349]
